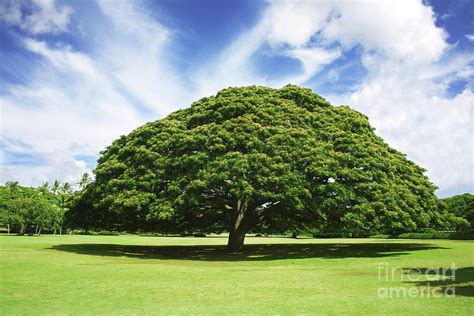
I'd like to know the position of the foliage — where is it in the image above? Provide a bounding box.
[70,85,463,251]
[397,232,450,239]
[0,180,76,234]
[439,193,474,231]
[368,234,391,239]
[397,230,473,240]
[398,232,448,239]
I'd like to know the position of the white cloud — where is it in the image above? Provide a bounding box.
[0,150,91,187]
[0,0,73,34]
[265,1,332,47]
[258,0,448,63]
[321,1,447,63]
[466,34,474,42]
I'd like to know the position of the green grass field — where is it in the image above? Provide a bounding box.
[1,235,472,315]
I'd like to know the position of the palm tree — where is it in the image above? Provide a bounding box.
[78,173,92,190]
[6,181,19,192]
[51,180,60,195]
[38,182,50,194]
[60,182,72,195]
[56,182,73,235]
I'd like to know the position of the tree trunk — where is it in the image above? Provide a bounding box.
[227,197,250,252]
[291,232,298,239]
[7,224,10,234]
[37,227,41,235]
[227,225,248,252]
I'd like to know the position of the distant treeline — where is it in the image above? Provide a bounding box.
[0,173,91,235]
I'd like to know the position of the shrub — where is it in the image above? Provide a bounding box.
[369,234,391,239]
[397,232,459,239]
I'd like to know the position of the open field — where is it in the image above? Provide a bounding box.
[0,235,473,315]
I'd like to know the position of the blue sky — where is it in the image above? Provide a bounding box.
[0,0,473,197]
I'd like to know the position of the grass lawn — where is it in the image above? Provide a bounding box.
[0,235,473,315]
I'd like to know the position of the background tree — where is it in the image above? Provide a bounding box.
[78,173,92,190]
[56,182,73,234]
[70,85,464,251]
[3,186,53,234]
[0,183,22,234]
[0,181,74,235]
[38,182,50,194]
[0,182,26,233]
[51,180,60,195]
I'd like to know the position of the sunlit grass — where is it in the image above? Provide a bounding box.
[1,235,472,314]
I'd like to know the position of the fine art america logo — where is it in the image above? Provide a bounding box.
[377,263,457,298]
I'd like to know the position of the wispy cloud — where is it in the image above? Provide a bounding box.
[95,0,192,114]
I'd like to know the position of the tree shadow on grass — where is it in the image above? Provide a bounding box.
[50,242,444,262]
[402,267,474,297]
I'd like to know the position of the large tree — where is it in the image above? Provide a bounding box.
[71,85,452,251]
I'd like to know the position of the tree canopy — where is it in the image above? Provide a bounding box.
[0,181,70,234]
[440,193,474,231]
[70,85,459,251]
